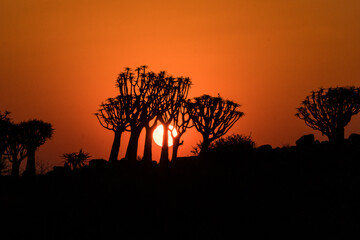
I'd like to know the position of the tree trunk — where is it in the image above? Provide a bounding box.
[199,136,211,158]
[143,123,157,163]
[329,127,345,144]
[11,158,20,177]
[171,137,180,162]
[160,123,170,165]
[109,130,122,164]
[125,128,142,162]
[25,147,36,176]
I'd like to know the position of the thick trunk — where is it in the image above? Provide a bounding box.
[11,158,20,177]
[109,130,122,163]
[125,128,142,162]
[160,123,170,165]
[329,127,345,144]
[171,137,180,162]
[199,136,211,158]
[25,148,36,176]
[143,123,157,163]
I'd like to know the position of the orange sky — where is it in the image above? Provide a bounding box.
[1,0,360,167]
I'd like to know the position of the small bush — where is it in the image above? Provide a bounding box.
[191,134,255,155]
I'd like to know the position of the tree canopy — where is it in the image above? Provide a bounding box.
[296,86,360,143]
[188,94,244,156]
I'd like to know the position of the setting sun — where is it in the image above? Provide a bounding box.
[153,125,178,147]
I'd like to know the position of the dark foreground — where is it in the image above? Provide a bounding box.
[2,142,360,240]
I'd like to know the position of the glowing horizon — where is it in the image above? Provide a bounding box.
[1,0,360,167]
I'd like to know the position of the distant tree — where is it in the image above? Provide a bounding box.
[296,87,360,143]
[21,119,54,176]
[158,76,191,164]
[0,112,11,157]
[95,96,131,163]
[0,111,11,175]
[171,100,192,161]
[188,95,244,157]
[116,66,162,162]
[62,149,91,171]
[4,123,27,177]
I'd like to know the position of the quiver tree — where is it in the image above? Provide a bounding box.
[95,96,130,163]
[158,76,192,164]
[116,66,163,162]
[142,72,169,163]
[142,117,159,163]
[0,111,11,174]
[21,119,54,176]
[0,111,11,161]
[188,95,244,157]
[171,100,192,161]
[296,87,360,144]
[4,123,27,177]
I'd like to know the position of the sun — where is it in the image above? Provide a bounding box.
[153,124,178,147]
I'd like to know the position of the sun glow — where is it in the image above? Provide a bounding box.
[153,125,178,147]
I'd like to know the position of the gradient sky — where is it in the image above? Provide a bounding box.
[1,0,360,168]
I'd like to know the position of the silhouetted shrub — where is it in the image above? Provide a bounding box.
[62,149,91,171]
[192,134,255,156]
[209,134,255,152]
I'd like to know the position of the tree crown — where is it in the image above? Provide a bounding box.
[20,119,54,149]
[188,94,244,141]
[296,86,360,138]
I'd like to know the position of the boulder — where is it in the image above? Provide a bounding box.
[296,134,315,147]
[348,133,360,145]
[257,144,272,152]
[89,159,108,169]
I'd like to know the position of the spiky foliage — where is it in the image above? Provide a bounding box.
[62,149,91,171]
[296,87,360,143]
[188,95,244,156]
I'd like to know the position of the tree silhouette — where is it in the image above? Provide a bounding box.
[171,100,192,161]
[142,117,159,163]
[0,111,11,175]
[21,119,54,176]
[158,76,191,164]
[142,72,170,163]
[62,149,91,171]
[4,123,27,177]
[0,111,11,159]
[296,87,360,143]
[188,95,244,157]
[95,96,131,163]
[116,66,162,162]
